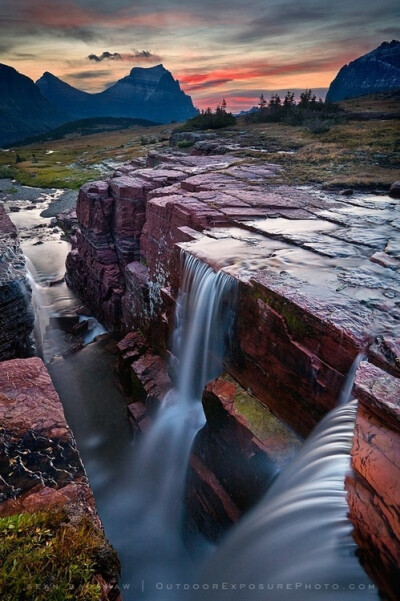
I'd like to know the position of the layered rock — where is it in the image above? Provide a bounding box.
[66,145,400,592]
[0,356,120,599]
[347,362,400,601]
[0,204,34,360]
[67,151,399,432]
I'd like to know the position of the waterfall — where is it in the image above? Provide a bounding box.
[191,356,377,600]
[116,252,237,599]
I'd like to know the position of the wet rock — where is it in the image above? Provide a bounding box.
[347,362,400,601]
[389,180,400,198]
[370,251,400,270]
[339,188,354,196]
[0,357,87,512]
[48,276,65,287]
[191,374,300,521]
[75,305,93,316]
[0,205,34,361]
[66,148,400,589]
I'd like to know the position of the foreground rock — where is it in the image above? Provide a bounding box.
[347,362,400,601]
[0,357,120,600]
[0,204,34,360]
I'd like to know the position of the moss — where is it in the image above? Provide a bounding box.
[177,140,194,148]
[221,375,302,453]
[0,511,119,601]
[250,285,312,339]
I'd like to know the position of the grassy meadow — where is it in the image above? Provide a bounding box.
[0,93,399,191]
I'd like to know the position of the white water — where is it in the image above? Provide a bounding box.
[191,357,377,600]
[113,252,237,599]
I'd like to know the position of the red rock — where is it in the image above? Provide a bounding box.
[0,356,121,600]
[370,251,400,270]
[185,455,241,542]
[346,362,400,601]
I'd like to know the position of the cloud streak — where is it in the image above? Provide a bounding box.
[87,49,161,62]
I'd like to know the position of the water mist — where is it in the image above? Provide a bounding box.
[115,252,237,599]
[191,355,377,600]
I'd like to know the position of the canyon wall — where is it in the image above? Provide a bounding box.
[0,356,121,600]
[0,204,34,360]
[348,362,400,601]
[66,147,400,598]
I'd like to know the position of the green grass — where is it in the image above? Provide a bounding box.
[0,123,171,188]
[1,92,398,190]
[233,113,400,189]
[0,511,119,601]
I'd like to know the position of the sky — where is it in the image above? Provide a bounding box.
[0,0,399,111]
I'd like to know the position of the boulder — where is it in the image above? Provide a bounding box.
[389,180,400,198]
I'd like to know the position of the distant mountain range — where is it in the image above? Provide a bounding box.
[0,64,66,147]
[326,40,400,102]
[0,64,197,147]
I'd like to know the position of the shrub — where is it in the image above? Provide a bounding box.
[177,140,194,148]
[183,106,236,130]
[305,118,334,134]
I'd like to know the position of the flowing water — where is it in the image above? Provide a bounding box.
[190,357,377,600]
[7,192,377,600]
[108,252,238,599]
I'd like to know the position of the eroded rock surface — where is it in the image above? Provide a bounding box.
[66,146,400,592]
[347,362,400,601]
[0,204,34,360]
[0,356,120,599]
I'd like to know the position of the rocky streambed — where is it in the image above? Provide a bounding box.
[0,145,399,600]
[65,147,399,599]
[0,181,120,600]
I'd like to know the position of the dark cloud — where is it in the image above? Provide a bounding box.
[87,49,161,62]
[0,42,13,53]
[68,69,110,79]
[13,52,37,58]
[234,3,333,42]
[232,0,399,44]
[51,26,97,42]
[88,51,123,62]
[185,78,233,91]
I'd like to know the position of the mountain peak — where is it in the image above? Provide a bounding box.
[326,40,400,102]
[0,63,18,73]
[128,63,169,82]
[377,40,400,50]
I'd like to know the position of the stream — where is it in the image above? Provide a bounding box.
[4,181,378,600]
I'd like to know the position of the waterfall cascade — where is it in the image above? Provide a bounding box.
[191,357,377,600]
[115,252,238,599]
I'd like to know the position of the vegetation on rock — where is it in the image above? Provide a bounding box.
[0,511,119,601]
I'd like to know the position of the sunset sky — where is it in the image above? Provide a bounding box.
[0,0,399,111]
